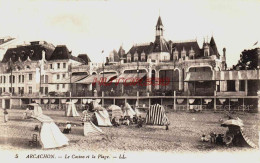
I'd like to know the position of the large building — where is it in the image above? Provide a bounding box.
[0,16,260,112]
[0,41,90,108]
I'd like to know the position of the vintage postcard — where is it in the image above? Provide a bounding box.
[0,0,259,162]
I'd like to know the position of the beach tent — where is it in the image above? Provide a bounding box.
[82,110,105,136]
[145,104,170,126]
[221,118,257,148]
[28,103,43,118]
[94,109,112,126]
[123,103,136,118]
[91,100,112,126]
[34,114,69,149]
[108,105,123,120]
[65,102,80,117]
[84,121,104,136]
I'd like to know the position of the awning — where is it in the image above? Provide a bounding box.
[76,74,117,84]
[112,73,146,83]
[185,71,213,81]
[216,70,260,80]
[50,75,88,84]
[63,75,88,83]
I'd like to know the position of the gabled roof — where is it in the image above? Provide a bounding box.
[125,43,154,61]
[156,16,163,27]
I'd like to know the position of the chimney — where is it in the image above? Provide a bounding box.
[223,48,226,57]
[42,50,46,61]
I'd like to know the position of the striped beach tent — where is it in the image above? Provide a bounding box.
[145,104,170,126]
[240,128,257,148]
[84,121,104,136]
[82,110,104,136]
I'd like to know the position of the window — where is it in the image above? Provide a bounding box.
[22,75,24,83]
[19,75,21,83]
[45,87,48,94]
[134,53,138,62]
[62,74,66,79]
[13,75,15,83]
[57,74,60,80]
[3,76,5,83]
[29,74,32,80]
[63,63,66,69]
[3,87,5,92]
[0,76,2,83]
[62,84,65,88]
[227,80,236,92]
[239,80,245,91]
[9,75,12,83]
[45,75,48,83]
[141,53,146,61]
[50,64,53,69]
[9,87,12,93]
[0,88,2,94]
[29,86,32,94]
[41,75,44,83]
[57,84,59,90]
[40,87,44,94]
[57,63,60,69]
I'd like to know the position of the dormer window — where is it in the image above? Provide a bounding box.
[173,49,178,60]
[141,52,146,61]
[189,47,195,59]
[181,48,186,60]
[204,45,209,56]
[134,52,138,62]
[127,54,131,63]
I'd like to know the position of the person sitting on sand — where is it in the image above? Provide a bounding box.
[63,121,72,134]
[201,134,209,142]
[123,117,130,126]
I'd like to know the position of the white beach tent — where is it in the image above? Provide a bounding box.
[28,103,43,118]
[123,103,136,118]
[65,101,80,117]
[34,114,69,149]
[92,99,112,126]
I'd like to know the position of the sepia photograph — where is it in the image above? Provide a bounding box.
[0,0,259,162]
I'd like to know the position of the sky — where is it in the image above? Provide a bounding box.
[0,0,260,67]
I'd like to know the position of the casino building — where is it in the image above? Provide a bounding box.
[0,16,260,112]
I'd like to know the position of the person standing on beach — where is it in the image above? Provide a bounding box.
[3,109,8,123]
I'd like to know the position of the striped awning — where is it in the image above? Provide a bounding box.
[185,71,213,81]
[112,73,146,83]
[76,74,117,84]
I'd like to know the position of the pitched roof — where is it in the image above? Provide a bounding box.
[125,43,154,61]
[1,42,55,63]
[49,45,85,63]
[170,40,202,58]
[78,54,91,64]
[153,38,170,53]
[210,36,220,57]
[156,16,163,27]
